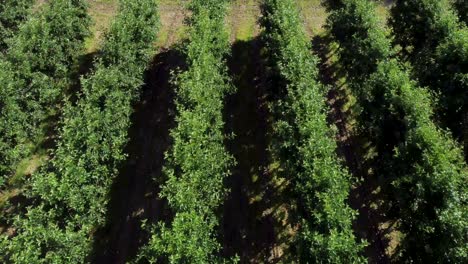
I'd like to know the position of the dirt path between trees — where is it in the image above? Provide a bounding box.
[223,38,272,263]
[222,36,296,264]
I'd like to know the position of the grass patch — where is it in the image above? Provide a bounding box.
[85,0,119,52]
[236,15,256,41]
[155,28,169,48]
[298,0,327,36]
[10,153,48,186]
[156,1,189,49]
[227,0,261,42]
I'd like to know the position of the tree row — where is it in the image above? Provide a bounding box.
[0,0,90,189]
[1,0,159,262]
[327,0,468,261]
[390,0,468,158]
[136,0,236,263]
[262,0,366,262]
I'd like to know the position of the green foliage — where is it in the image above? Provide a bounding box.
[0,60,29,187]
[362,60,468,262]
[1,0,159,262]
[136,0,235,263]
[0,0,90,189]
[328,0,468,262]
[390,0,468,146]
[327,0,392,83]
[432,27,468,140]
[262,0,366,262]
[390,0,459,58]
[0,0,33,51]
[8,0,91,105]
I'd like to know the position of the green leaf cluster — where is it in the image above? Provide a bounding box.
[0,60,29,186]
[327,0,393,83]
[136,0,235,263]
[262,0,366,262]
[0,0,33,51]
[0,0,90,189]
[390,0,468,147]
[328,0,468,262]
[363,60,468,262]
[1,0,159,262]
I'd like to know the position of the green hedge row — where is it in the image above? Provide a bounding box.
[262,0,366,262]
[1,0,159,262]
[136,0,235,263]
[0,0,90,188]
[390,0,468,155]
[328,0,468,262]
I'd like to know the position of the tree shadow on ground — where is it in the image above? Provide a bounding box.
[91,47,186,264]
[221,37,295,264]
